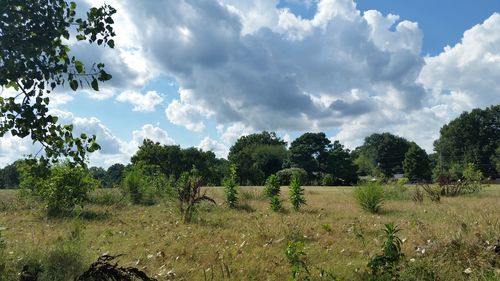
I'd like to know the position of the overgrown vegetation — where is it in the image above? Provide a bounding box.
[367,224,404,280]
[175,168,216,223]
[353,182,384,213]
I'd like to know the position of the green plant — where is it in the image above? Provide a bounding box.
[321,224,332,233]
[223,164,239,208]
[420,183,441,202]
[368,223,404,280]
[276,168,308,185]
[31,162,97,216]
[264,174,281,198]
[175,167,216,223]
[270,195,283,212]
[412,186,424,203]
[285,241,310,281]
[0,231,8,281]
[289,172,306,211]
[320,174,335,186]
[353,182,384,213]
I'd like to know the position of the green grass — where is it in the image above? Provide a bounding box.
[0,185,499,280]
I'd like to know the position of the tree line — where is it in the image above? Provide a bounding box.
[1,104,498,188]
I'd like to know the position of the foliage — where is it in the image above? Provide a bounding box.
[320,174,335,186]
[223,164,239,208]
[0,0,116,165]
[270,195,283,212]
[18,161,96,215]
[368,224,404,280]
[76,254,157,281]
[289,132,332,181]
[228,132,287,185]
[285,241,310,281]
[264,174,281,198]
[105,163,125,188]
[353,182,384,213]
[175,167,216,223]
[403,142,431,182]
[412,186,424,203]
[289,172,306,211]
[353,133,411,177]
[122,165,174,205]
[0,161,20,189]
[276,168,308,185]
[89,166,106,187]
[131,139,226,185]
[322,141,358,185]
[434,105,500,178]
[420,183,441,202]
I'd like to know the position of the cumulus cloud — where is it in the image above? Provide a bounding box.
[197,137,229,158]
[116,90,164,112]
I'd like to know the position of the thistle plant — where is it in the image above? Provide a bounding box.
[224,164,239,208]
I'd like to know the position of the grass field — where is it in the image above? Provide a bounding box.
[1,185,499,280]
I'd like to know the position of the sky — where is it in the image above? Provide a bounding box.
[1,0,500,168]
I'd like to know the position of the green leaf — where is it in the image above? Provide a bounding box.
[75,60,84,74]
[107,39,115,48]
[70,80,78,91]
[99,70,112,81]
[91,78,99,91]
[76,34,86,41]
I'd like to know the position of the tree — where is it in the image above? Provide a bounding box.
[0,1,116,166]
[105,163,125,188]
[228,132,287,185]
[0,162,20,188]
[322,141,358,185]
[89,166,106,187]
[403,143,431,182]
[289,132,332,181]
[131,139,224,185]
[354,133,411,177]
[434,105,500,178]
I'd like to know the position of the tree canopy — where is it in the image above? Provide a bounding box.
[354,133,411,177]
[433,105,500,178]
[0,0,116,166]
[289,132,331,180]
[228,131,287,185]
[403,142,431,182]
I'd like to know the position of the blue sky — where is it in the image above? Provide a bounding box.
[1,0,499,168]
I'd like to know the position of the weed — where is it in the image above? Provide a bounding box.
[368,223,404,280]
[289,172,306,211]
[285,241,310,281]
[321,224,332,233]
[270,195,283,212]
[420,183,441,202]
[223,164,238,208]
[76,254,157,281]
[176,167,216,223]
[353,182,384,213]
[412,186,424,203]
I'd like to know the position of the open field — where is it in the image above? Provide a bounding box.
[1,185,500,280]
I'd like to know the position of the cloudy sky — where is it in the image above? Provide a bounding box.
[1,0,500,168]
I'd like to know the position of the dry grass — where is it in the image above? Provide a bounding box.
[1,185,499,280]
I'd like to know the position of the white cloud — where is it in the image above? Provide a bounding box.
[197,137,229,158]
[116,90,164,112]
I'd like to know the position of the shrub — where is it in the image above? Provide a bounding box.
[276,168,307,185]
[353,182,384,213]
[264,174,280,198]
[368,223,404,279]
[289,172,306,211]
[175,167,216,223]
[122,166,145,204]
[223,164,239,208]
[320,174,335,186]
[22,162,97,216]
[122,165,174,205]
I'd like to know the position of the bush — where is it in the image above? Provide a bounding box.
[122,165,174,205]
[19,162,97,216]
[353,182,384,213]
[276,168,307,185]
[223,164,239,208]
[320,174,335,186]
[289,172,306,211]
[122,166,145,204]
